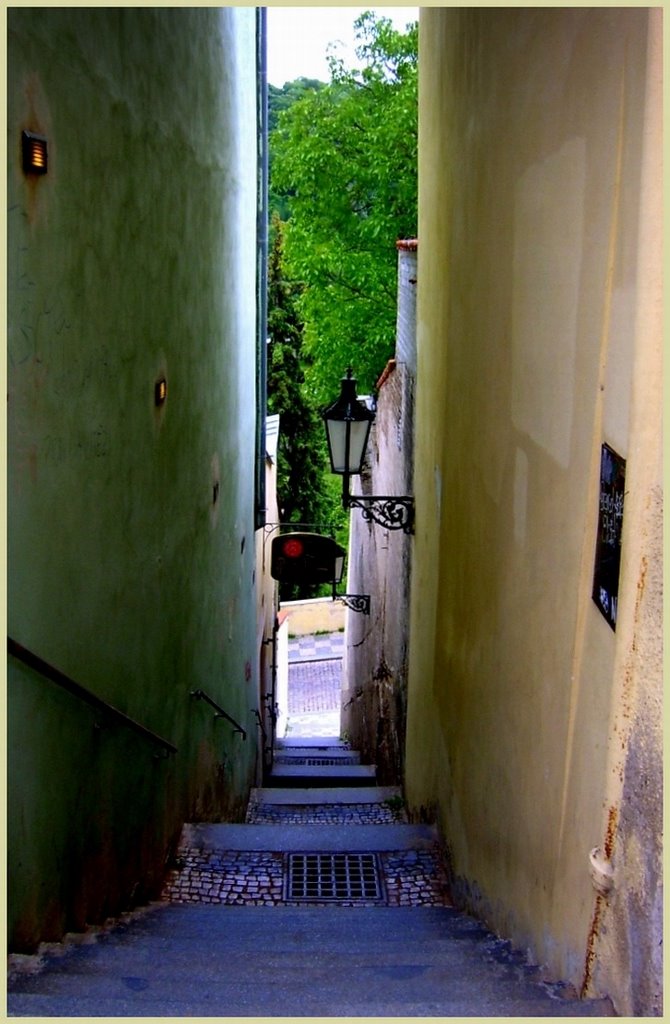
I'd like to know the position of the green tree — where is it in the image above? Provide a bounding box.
[267,216,347,599]
[271,11,418,405]
[268,77,325,133]
[268,78,325,222]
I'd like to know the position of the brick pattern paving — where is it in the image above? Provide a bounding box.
[288,659,341,713]
[162,847,451,908]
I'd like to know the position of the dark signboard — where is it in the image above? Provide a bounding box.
[592,443,626,630]
[271,532,346,586]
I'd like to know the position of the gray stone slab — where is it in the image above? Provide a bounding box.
[7,906,614,1018]
[274,748,361,762]
[179,822,437,852]
[275,735,347,748]
[251,785,401,804]
[5,990,614,1018]
[269,764,376,785]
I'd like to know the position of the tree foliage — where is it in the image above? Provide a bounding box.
[266,216,348,599]
[268,78,325,221]
[271,11,418,404]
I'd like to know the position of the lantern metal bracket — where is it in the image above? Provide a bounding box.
[337,593,371,615]
[346,494,415,534]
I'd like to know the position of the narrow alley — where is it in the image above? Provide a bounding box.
[8,9,662,1015]
[7,634,615,1017]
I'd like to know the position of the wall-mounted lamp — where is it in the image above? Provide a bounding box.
[22,131,48,175]
[270,531,346,587]
[155,377,168,407]
[323,368,415,534]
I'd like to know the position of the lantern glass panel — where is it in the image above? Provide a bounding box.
[325,416,372,474]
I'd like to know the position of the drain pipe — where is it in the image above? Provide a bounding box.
[255,6,269,529]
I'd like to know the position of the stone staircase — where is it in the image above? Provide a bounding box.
[7,732,615,1017]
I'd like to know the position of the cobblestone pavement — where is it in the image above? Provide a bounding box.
[245,801,406,825]
[160,632,453,909]
[283,632,344,738]
[288,659,341,714]
[162,847,451,908]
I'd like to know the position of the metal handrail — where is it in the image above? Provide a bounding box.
[190,689,247,740]
[252,707,268,746]
[8,637,178,757]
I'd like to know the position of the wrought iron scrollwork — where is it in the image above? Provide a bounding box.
[338,594,371,615]
[347,495,415,534]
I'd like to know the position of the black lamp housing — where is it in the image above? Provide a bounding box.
[322,367,415,534]
[322,368,375,477]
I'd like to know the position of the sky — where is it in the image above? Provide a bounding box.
[266,7,418,87]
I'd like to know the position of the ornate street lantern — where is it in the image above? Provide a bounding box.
[323,368,415,535]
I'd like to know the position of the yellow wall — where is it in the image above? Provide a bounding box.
[406,9,662,1013]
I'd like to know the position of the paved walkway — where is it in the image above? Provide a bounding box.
[284,631,343,739]
[8,633,616,1017]
[288,631,344,663]
[158,637,453,909]
[163,843,450,908]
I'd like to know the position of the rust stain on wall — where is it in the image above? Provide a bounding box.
[581,805,618,997]
[603,804,618,859]
[581,893,605,999]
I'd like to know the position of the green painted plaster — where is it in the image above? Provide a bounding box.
[8,8,259,950]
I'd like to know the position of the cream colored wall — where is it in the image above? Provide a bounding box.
[406,9,662,1013]
[281,599,345,636]
[275,617,289,739]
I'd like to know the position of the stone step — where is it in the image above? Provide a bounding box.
[275,735,348,749]
[164,828,449,907]
[178,822,436,852]
[7,906,614,1018]
[250,785,402,805]
[274,749,361,764]
[267,764,376,787]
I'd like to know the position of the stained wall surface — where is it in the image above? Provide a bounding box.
[8,8,259,951]
[405,9,662,1014]
[342,242,417,784]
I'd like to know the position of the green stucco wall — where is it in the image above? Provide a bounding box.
[406,9,662,1014]
[8,8,259,951]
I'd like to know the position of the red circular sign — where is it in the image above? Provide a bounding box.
[283,538,304,558]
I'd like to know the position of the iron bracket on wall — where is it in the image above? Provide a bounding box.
[346,495,415,534]
[337,594,371,615]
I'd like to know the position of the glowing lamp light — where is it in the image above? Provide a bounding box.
[22,131,48,175]
[282,538,305,559]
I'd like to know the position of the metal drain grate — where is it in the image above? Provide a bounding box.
[284,852,385,903]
